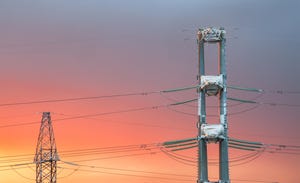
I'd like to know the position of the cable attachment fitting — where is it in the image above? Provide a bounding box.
[200,75,224,96]
[200,124,225,143]
[197,27,226,42]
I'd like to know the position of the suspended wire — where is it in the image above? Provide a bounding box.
[160,148,196,166]
[228,97,300,108]
[1,137,299,164]
[0,151,164,170]
[60,145,162,161]
[160,94,262,117]
[229,138,300,156]
[61,142,163,163]
[57,142,163,163]
[1,137,299,171]
[228,97,257,104]
[160,89,265,108]
[228,104,260,115]
[0,98,196,129]
[165,102,260,117]
[228,85,264,93]
[226,92,265,108]
[26,164,35,172]
[53,113,191,131]
[161,144,265,167]
[0,162,34,168]
[229,138,263,146]
[70,150,161,163]
[56,166,80,179]
[0,153,33,159]
[0,142,163,165]
[60,160,194,178]
[268,144,300,149]
[0,92,156,107]
[161,138,268,167]
[161,87,294,117]
[10,160,275,183]
[261,102,300,107]
[228,85,300,107]
[5,160,196,182]
[0,112,40,120]
[230,138,300,149]
[162,137,300,166]
[166,105,197,117]
[229,151,264,166]
[0,83,297,132]
[0,120,40,128]
[0,84,296,112]
[159,92,197,108]
[0,165,31,172]
[63,143,154,155]
[57,166,195,182]
[62,137,299,162]
[165,149,196,161]
[228,85,300,95]
[227,85,300,108]
[230,151,263,161]
[230,179,279,183]
[0,85,198,107]
[9,165,35,181]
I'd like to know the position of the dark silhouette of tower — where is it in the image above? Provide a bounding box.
[34,112,59,183]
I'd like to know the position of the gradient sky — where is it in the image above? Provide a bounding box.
[0,0,299,182]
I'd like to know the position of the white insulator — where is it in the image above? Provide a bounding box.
[201,124,225,143]
[200,75,224,96]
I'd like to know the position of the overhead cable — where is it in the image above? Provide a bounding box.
[228,97,300,107]
[228,85,300,95]
[0,98,197,129]
[0,85,198,107]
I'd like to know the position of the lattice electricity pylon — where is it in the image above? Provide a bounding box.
[34,112,59,183]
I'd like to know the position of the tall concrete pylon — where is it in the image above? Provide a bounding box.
[34,112,59,183]
[197,27,230,183]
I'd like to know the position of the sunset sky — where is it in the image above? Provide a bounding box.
[0,0,299,182]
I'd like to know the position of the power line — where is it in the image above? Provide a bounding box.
[1,137,299,166]
[0,92,159,107]
[0,85,198,107]
[4,163,278,183]
[63,115,192,131]
[0,98,196,129]
[228,85,300,95]
[1,158,277,183]
[0,84,297,109]
[60,160,194,178]
[166,103,261,117]
[57,166,196,182]
[0,142,162,164]
[228,97,300,108]
[56,166,79,179]
[10,165,35,181]
[160,91,264,108]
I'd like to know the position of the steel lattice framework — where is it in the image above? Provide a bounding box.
[34,112,59,183]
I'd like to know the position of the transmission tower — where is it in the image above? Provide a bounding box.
[34,112,59,183]
[196,27,230,183]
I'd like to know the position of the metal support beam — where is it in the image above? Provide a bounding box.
[197,38,208,183]
[219,32,230,182]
